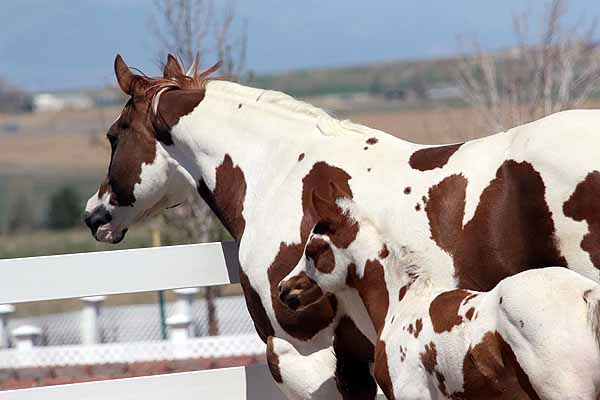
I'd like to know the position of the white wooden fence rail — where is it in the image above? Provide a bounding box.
[0,242,240,304]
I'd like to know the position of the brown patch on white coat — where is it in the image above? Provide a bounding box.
[563,171,600,269]
[425,161,567,291]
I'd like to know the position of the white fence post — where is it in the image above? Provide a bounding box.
[173,287,198,337]
[173,288,198,321]
[166,314,191,343]
[81,295,106,345]
[12,324,42,350]
[0,304,15,348]
[166,314,192,359]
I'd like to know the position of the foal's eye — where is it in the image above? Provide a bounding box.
[314,221,335,235]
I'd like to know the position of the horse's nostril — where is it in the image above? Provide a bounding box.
[279,286,302,310]
[83,212,92,228]
[84,206,112,235]
[286,295,300,310]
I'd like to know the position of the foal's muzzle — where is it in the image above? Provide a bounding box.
[278,273,325,311]
[84,205,112,236]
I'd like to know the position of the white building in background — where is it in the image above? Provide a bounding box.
[32,92,94,112]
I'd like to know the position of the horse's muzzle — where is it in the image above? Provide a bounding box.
[84,205,112,237]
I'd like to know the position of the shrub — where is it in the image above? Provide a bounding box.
[47,186,82,230]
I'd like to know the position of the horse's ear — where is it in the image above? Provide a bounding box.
[163,54,184,78]
[186,52,200,77]
[114,54,139,95]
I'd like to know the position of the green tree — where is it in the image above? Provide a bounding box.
[47,186,81,230]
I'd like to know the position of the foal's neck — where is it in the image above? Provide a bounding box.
[351,246,436,334]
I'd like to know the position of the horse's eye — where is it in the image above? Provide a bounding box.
[107,135,117,147]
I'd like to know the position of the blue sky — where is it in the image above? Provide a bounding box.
[1,0,599,91]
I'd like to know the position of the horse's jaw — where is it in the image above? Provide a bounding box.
[95,225,128,244]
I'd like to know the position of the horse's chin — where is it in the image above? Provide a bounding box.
[95,226,128,244]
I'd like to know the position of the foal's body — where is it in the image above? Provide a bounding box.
[382,268,600,399]
[280,202,600,399]
[86,55,600,399]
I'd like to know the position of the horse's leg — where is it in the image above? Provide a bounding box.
[333,317,378,400]
[241,268,376,399]
[267,336,341,400]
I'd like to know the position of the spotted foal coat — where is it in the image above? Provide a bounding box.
[86,54,600,400]
[280,201,600,399]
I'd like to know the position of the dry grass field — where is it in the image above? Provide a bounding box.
[6,100,600,175]
[0,107,116,175]
[0,103,489,177]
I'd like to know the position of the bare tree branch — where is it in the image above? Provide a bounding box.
[456,0,600,132]
[148,0,249,336]
[149,0,246,80]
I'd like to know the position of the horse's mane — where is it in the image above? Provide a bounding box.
[139,57,378,138]
[208,80,381,138]
[138,60,220,106]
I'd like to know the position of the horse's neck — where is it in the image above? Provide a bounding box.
[167,81,322,240]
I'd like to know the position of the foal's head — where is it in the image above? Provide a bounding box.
[84,55,218,243]
[279,196,389,307]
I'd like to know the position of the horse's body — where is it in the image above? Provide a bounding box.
[280,202,600,399]
[85,55,600,399]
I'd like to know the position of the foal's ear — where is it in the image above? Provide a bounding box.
[312,182,351,222]
[312,186,350,235]
[312,191,339,223]
[163,54,184,78]
[114,54,141,96]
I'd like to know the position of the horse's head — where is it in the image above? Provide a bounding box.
[84,54,209,243]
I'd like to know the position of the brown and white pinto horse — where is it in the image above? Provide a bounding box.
[85,53,600,399]
[280,199,600,399]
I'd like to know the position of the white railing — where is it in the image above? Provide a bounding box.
[0,334,264,368]
[0,242,240,304]
[0,242,286,400]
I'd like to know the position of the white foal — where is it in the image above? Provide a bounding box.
[280,199,600,399]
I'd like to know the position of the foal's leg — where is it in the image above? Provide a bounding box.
[267,336,341,400]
